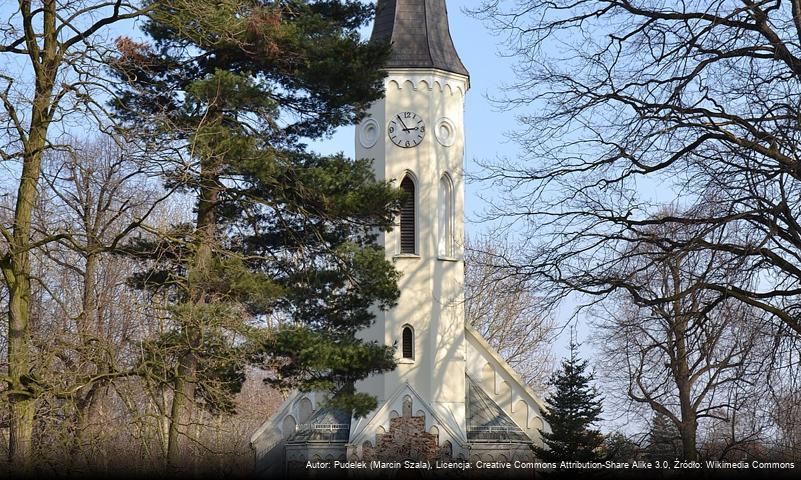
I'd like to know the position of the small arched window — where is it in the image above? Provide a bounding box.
[438,174,454,257]
[298,397,313,424]
[442,440,453,457]
[400,175,416,254]
[402,325,414,360]
[281,415,296,440]
[402,395,413,417]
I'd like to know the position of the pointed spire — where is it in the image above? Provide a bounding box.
[371,0,469,77]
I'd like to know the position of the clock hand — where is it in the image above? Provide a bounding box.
[397,115,409,130]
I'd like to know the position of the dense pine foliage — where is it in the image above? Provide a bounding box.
[111,0,402,441]
[534,343,604,463]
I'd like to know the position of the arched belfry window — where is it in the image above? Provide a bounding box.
[402,325,414,360]
[400,175,417,254]
[438,173,454,257]
[400,175,416,254]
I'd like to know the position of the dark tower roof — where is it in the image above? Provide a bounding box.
[371,0,469,77]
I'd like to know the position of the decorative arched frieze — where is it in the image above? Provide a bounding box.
[281,415,296,440]
[513,400,529,430]
[386,72,469,96]
[297,397,313,424]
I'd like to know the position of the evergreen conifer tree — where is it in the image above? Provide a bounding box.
[603,432,640,463]
[110,0,402,470]
[534,343,604,463]
[645,413,682,462]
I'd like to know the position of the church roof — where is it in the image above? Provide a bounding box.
[287,407,351,444]
[466,376,531,443]
[371,0,469,77]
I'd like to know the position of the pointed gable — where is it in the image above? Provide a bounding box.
[466,376,531,443]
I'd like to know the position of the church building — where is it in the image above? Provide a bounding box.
[250,0,548,475]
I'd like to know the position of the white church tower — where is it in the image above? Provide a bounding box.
[251,1,548,475]
[353,0,470,432]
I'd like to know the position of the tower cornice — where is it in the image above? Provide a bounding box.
[384,68,469,96]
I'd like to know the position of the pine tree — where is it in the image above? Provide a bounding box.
[603,432,640,463]
[645,413,682,462]
[534,342,604,463]
[110,0,401,470]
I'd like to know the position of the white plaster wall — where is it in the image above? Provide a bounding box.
[354,69,469,434]
[251,391,327,458]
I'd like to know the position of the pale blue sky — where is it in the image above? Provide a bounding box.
[308,1,521,235]
[307,1,590,363]
[0,0,585,366]
[1,0,623,430]
[0,1,519,233]
[1,0,591,375]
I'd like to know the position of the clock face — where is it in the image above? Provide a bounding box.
[388,112,425,148]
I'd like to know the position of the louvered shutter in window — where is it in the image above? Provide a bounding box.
[402,326,414,359]
[400,177,415,254]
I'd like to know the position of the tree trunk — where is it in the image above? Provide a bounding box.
[73,381,110,472]
[6,107,49,474]
[676,359,699,460]
[165,149,219,473]
[4,0,60,471]
[679,415,698,461]
[167,361,197,474]
[6,119,47,475]
[74,247,107,469]
[671,262,698,461]
[8,396,35,473]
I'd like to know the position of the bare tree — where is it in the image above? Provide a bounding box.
[465,236,555,389]
[595,218,771,460]
[0,1,150,470]
[469,0,801,340]
[30,137,163,470]
[773,389,801,460]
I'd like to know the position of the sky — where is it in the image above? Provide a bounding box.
[0,0,585,370]
[0,1,521,234]
[1,0,625,430]
[0,0,585,363]
[307,1,588,360]
[307,1,521,231]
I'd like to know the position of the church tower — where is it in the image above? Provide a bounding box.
[353,0,470,433]
[251,2,548,474]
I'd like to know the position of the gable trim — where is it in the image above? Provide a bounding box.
[465,323,548,413]
[348,381,467,447]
